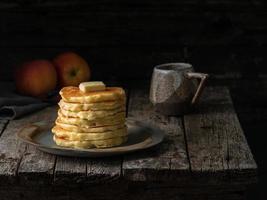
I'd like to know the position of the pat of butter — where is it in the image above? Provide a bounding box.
[79,81,106,92]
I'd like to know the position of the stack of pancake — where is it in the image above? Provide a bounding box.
[52,83,127,149]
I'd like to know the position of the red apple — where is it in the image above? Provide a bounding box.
[53,52,91,87]
[15,60,57,97]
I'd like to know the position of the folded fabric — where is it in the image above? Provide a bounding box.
[0,83,52,120]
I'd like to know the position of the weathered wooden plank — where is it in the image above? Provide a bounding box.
[0,106,56,184]
[184,87,257,184]
[18,145,56,185]
[17,106,57,185]
[87,157,122,184]
[54,156,87,184]
[123,87,190,181]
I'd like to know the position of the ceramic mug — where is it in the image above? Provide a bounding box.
[149,63,208,115]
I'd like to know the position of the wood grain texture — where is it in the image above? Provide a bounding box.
[17,106,57,185]
[184,87,257,184]
[54,156,87,184]
[87,157,122,184]
[123,87,190,181]
[0,84,257,200]
[18,145,56,185]
[0,106,57,184]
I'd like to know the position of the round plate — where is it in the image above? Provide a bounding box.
[17,118,165,157]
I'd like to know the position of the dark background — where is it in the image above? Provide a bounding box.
[0,0,266,199]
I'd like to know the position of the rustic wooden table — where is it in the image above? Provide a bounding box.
[0,86,257,200]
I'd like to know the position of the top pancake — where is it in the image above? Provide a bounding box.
[60,86,125,103]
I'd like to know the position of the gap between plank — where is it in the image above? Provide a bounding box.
[52,156,58,183]
[85,159,88,178]
[15,144,28,177]
[120,157,123,177]
[121,85,131,176]
[0,120,9,138]
[181,116,192,172]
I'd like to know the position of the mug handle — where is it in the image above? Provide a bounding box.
[186,72,209,105]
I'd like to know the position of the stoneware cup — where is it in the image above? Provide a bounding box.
[149,63,208,115]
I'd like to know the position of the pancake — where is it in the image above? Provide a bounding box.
[53,135,127,148]
[57,110,126,127]
[52,125,127,141]
[60,86,125,103]
[56,119,125,132]
[59,107,125,120]
[58,99,125,112]
[54,83,127,149]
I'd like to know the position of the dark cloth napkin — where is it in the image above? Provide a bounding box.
[0,82,52,120]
